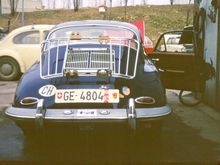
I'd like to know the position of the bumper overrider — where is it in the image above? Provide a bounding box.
[5,98,171,129]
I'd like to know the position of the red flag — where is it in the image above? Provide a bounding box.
[131,19,145,42]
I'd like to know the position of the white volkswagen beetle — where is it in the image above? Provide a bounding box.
[0,24,54,80]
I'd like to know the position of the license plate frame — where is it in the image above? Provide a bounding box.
[55,89,119,103]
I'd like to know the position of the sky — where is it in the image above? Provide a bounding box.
[41,0,193,9]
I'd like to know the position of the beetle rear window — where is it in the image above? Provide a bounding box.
[13,31,40,44]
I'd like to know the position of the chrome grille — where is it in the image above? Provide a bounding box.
[64,48,115,71]
[65,49,89,69]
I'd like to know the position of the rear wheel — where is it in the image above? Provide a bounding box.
[0,57,21,80]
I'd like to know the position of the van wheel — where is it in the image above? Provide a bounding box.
[179,90,202,106]
[0,57,21,80]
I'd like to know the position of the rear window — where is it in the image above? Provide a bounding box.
[13,31,40,44]
[48,26,136,40]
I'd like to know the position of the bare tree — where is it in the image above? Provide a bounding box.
[73,0,80,11]
[8,0,18,16]
[120,0,123,6]
[53,0,55,9]
[109,0,112,19]
[124,0,128,21]
[170,0,174,5]
[0,0,2,14]
[186,0,192,25]
[10,0,15,15]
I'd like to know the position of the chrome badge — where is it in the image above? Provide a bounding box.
[99,110,110,115]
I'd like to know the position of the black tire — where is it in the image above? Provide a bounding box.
[179,90,202,106]
[0,57,21,81]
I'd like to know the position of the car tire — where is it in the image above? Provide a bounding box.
[179,90,202,106]
[0,57,21,81]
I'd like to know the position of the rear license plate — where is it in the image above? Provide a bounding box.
[55,89,119,103]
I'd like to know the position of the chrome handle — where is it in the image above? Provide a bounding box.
[151,58,159,61]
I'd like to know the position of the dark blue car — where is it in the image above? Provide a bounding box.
[5,20,171,138]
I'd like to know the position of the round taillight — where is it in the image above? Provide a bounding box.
[135,96,155,105]
[20,97,39,106]
[122,86,130,96]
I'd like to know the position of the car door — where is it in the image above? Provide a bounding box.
[148,29,207,92]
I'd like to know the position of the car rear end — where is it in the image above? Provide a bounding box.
[5,21,171,137]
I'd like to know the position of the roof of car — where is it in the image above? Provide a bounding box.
[51,20,141,39]
[7,24,53,36]
[0,24,54,43]
[10,24,54,32]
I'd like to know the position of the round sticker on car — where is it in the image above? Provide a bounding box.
[39,85,56,97]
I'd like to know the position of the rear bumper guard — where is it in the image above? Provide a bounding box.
[5,98,171,129]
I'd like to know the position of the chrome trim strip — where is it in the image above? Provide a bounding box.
[5,105,171,120]
[126,40,131,76]
[135,106,172,118]
[166,69,185,73]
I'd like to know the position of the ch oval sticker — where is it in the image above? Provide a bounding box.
[39,85,56,97]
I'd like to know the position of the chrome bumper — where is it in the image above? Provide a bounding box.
[5,99,171,129]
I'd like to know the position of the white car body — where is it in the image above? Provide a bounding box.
[0,24,54,80]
